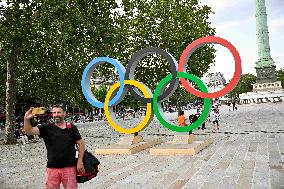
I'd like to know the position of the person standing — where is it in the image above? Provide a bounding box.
[196,105,206,130]
[178,110,193,135]
[232,100,237,111]
[24,105,85,189]
[14,127,21,141]
[227,101,231,111]
[212,106,220,130]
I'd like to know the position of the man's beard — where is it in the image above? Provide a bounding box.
[54,117,64,124]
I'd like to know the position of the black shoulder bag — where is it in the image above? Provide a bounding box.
[67,123,100,183]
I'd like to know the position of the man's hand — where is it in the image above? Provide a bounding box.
[24,108,40,136]
[76,139,85,174]
[77,160,85,174]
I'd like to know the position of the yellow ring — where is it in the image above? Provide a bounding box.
[104,80,152,134]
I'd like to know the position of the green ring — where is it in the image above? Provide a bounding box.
[153,72,211,132]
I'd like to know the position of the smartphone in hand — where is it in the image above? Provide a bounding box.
[32,107,46,115]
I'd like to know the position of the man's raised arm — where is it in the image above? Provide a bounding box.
[24,108,40,136]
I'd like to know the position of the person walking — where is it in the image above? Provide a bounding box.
[212,106,220,130]
[24,105,85,189]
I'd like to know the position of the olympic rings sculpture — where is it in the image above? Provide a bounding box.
[81,36,242,134]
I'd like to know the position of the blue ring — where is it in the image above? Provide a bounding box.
[81,57,125,108]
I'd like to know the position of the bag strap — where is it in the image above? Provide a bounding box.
[67,122,80,150]
[66,122,72,129]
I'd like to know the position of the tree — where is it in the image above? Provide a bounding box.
[92,84,142,112]
[92,85,108,104]
[0,1,36,144]
[0,0,122,143]
[0,60,5,109]
[119,0,216,91]
[1,0,215,143]
[169,85,199,110]
[116,0,215,111]
[18,0,121,107]
[229,74,257,98]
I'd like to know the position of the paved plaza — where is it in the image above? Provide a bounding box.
[0,103,284,189]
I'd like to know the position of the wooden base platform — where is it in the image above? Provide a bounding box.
[150,137,213,156]
[95,137,163,155]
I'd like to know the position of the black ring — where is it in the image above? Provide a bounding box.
[125,47,179,103]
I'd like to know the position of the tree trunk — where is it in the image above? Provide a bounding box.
[4,49,18,144]
[176,88,182,112]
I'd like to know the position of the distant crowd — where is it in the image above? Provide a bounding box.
[2,100,238,145]
[178,104,221,132]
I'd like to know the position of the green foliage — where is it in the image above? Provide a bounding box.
[0,0,215,111]
[92,85,108,103]
[119,95,142,110]
[229,74,257,98]
[0,0,33,110]
[120,0,216,91]
[169,85,198,108]
[1,0,121,108]
[276,69,284,88]
[92,85,142,110]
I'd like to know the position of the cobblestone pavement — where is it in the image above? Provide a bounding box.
[0,103,283,189]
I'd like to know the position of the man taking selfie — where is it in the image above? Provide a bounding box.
[24,105,85,189]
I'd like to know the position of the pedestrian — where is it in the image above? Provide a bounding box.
[23,105,85,189]
[189,113,198,124]
[178,110,193,136]
[14,127,21,140]
[0,121,5,130]
[20,128,29,144]
[178,110,186,127]
[212,106,220,130]
[232,100,237,111]
[227,101,231,111]
[196,105,206,130]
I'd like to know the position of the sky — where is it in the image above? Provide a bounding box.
[200,0,284,82]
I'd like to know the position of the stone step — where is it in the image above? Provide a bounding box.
[150,138,213,156]
[95,137,163,155]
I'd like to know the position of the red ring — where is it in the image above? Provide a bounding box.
[178,36,241,99]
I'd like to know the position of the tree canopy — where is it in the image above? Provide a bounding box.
[1,0,216,143]
[1,0,215,110]
[229,73,257,98]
